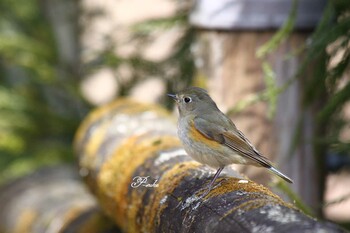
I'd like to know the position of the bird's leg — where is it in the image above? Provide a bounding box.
[200,167,224,198]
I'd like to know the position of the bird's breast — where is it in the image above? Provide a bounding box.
[178,117,221,153]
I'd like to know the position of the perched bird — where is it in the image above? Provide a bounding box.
[168,87,293,196]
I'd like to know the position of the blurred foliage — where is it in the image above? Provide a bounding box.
[236,0,350,161]
[0,0,88,184]
[84,5,195,109]
[234,0,350,167]
[128,2,195,97]
[227,0,298,118]
[227,0,350,218]
[296,0,350,163]
[256,0,298,119]
[262,0,350,218]
[0,1,195,184]
[300,1,350,216]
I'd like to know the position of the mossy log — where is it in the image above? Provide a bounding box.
[74,99,345,233]
[0,165,120,233]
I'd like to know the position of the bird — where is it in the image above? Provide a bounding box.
[168,87,293,196]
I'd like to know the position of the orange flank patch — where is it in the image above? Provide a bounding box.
[189,121,221,149]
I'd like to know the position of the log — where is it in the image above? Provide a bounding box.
[74,99,345,233]
[0,165,120,233]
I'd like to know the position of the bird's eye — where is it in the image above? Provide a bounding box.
[184,97,192,103]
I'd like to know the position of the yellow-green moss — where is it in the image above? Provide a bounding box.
[206,178,283,201]
[144,161,201,233]
[79,120,110,172]
[71,210,115,233]
[14,209,37,233]
[97,134,180,232]
[73,99,173,153]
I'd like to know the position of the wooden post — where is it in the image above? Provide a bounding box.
[190,0,326,213]
[73,99,345,232]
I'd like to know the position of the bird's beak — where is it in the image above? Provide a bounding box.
[167,93,178,102]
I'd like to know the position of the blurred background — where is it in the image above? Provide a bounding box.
[0,0,349,230]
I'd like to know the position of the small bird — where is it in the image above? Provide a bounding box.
[168,87,293,196]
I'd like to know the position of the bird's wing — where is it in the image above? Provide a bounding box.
[194,117,272,168]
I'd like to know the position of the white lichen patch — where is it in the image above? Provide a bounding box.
[191,166,214,179]
[259,208,267,215]
[180,195,201,211]
[314,229,330,233]
[159,195,168,205]
[235,208,245,216]
[235,190,246,196]
[250,222,274,233]
[266,205,300,223]
[155,149,186,166]
[238,179,249,184]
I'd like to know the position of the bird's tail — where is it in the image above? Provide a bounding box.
[268,167,293,183]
